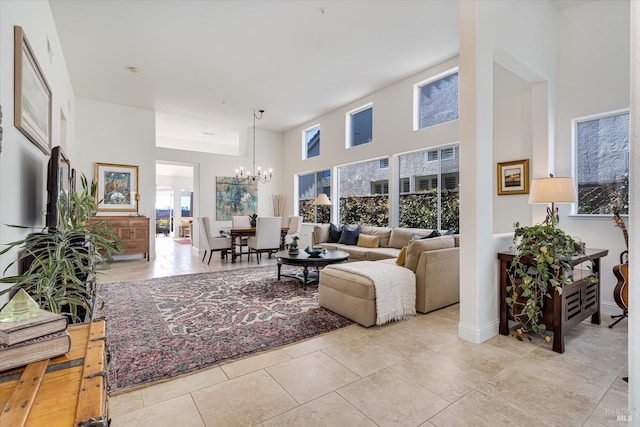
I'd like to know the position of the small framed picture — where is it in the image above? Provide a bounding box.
[95,163,139,212]
[497,159,529,195]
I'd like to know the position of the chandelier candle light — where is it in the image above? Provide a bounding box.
[235,109,272,184]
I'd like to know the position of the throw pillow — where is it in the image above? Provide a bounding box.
[396,246,408,266]
[328,223,343,243]
[338,224,361,246]
[404,236,455,272]
[357,234,379,248]
[411,229,441,240]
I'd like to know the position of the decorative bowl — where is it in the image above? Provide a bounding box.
[305,247,323,257]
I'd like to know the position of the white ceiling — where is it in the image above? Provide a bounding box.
[49,0,460,151]
[49,0,592,156]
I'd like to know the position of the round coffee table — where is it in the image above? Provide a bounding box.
[276,249,349,289]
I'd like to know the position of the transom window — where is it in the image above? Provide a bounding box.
[575,110,629,215]
[303,125,320,159]
[347,104,373,147]
[414,70,459,130]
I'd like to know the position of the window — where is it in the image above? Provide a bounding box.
[298,169,331,223]
[398,145,459,231]
[379,158,389,169]
[371,181,389,195]
[303,125,320,159]
[575,110,629,215]
[399,178,410,194]
[415,71,459,130]
[338,158,389,226]
[347,104,373,147]
[180,189,193,217]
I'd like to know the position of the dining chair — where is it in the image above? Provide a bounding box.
[285,215,302,247]
[232,215,251,259]
[247,217,282,264]
[197,216,231,264]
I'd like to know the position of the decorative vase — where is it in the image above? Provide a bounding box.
[250,219,256,227]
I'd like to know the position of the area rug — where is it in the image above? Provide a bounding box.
[173,239,192,245]
[95,266,352,394]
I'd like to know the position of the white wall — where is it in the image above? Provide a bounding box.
[0,1,75,304]
[281,57,460,224]
[74,98,156,258]
[493,63,533,233]
[555,0,630,316]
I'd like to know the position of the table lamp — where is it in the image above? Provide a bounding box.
[528,174,576,226]
[312,193,331,224]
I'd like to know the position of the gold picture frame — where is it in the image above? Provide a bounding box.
[497,159,529,195]
[14,26,52,155]
[95,163,139,212]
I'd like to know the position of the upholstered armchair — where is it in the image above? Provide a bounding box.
[247,217,282,264]
[197,216,231,264]
[285,215,302,247]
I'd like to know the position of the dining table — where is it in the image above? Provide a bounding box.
[229,227,289,263]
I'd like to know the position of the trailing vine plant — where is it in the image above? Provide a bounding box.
[506,222,588,341]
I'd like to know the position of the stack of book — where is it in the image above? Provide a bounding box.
[0,309,70,372]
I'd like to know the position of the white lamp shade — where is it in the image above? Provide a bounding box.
[528,177,577,204]
[312,193,332,206]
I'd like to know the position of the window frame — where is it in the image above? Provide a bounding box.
[302,124,321,160]
[572,108,630,217]
[413,67,459,131]
[346,103,373,148]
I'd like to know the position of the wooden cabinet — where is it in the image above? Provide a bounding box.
[0,321,108,427]
[89,216,150,261]
[498,248,608,353]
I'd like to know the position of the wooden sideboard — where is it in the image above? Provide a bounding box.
[89,216,150,261]
[498,248,608,353]
[0,320,108,427]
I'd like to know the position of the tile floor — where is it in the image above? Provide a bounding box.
[101,237,629,427]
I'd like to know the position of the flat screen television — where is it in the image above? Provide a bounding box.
[45,146,72,231]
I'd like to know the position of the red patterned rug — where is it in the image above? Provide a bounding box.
[95,266,352,394]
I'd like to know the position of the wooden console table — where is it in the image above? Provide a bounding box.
[89,216,150,261]
[498,248,608,353]
[0,320,108,426]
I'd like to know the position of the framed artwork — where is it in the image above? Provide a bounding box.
[497,159,529,195]
[14,26,52,155]
[95,163,139,212]
[216,177,258,220]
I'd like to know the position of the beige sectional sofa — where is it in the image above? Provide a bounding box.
[313,224,460,325]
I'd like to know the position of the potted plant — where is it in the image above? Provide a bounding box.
[505,222,587,341]
[0,175,121,323]
[289,236,300,255]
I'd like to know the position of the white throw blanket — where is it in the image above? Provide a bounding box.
[329,261,416,326]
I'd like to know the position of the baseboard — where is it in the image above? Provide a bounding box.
[458,318,499,344]
[601,301,626,317]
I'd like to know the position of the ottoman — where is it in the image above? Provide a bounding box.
[319,266,378,327]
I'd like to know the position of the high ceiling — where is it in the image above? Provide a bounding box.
[49,0,460,152]
[49,0,589,154]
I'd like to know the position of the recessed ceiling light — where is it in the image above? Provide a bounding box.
[127,66,140,73]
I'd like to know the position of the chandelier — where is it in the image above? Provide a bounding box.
[235,109,272,183]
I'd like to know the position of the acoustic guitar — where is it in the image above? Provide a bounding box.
[612,212,629,310]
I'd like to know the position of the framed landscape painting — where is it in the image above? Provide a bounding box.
[95,163,139,212]
[14,26,52,155]
[216,177,257,220]
[497,159,529,195]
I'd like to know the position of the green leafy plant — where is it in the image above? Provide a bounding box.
[0,175,121,323]
[506,222,588,341]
